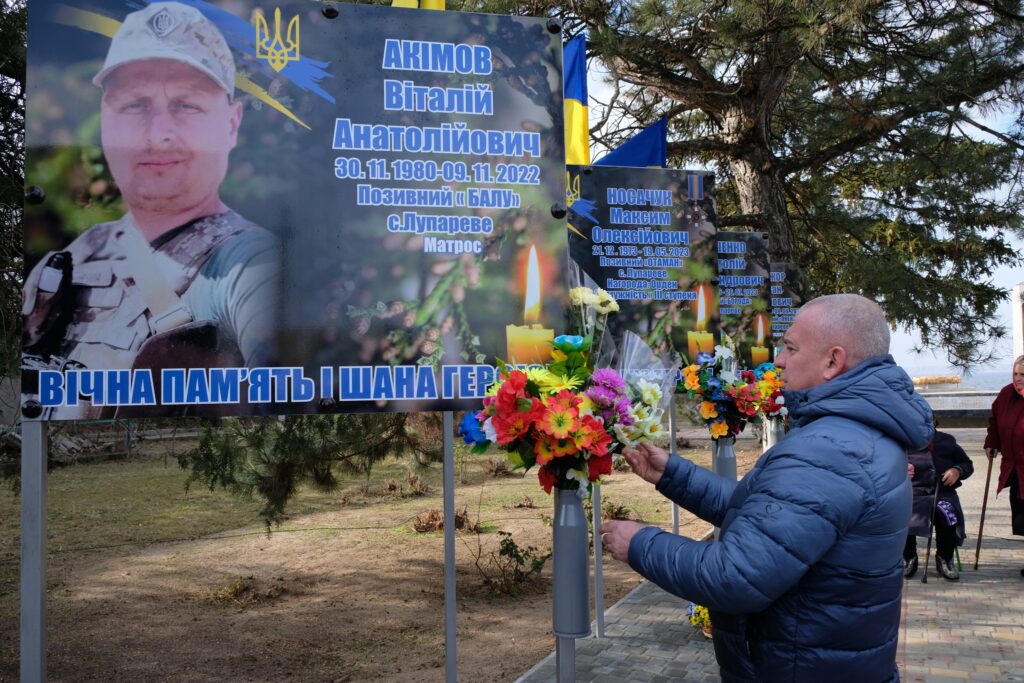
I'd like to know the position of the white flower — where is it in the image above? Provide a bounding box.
[594,289,620,314]
[638,380,662,407]
[714,345,734,360]
[566,467,590,493]
[775,395,786,405]
[570,287,598,306]
[629,405,651,423]
[613,423,638,448]
[642,420,663,438]
[720,370,737,384]
[482,417,497,443]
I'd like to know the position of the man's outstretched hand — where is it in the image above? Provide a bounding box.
[601,520,648,562]
[623,442,670,485]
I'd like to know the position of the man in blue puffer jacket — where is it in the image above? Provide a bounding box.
[603,294,933,682]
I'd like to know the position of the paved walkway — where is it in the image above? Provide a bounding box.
[518,428,1024,682]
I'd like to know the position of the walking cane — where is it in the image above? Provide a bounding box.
[974,453,995,571]
[922,480,941,584]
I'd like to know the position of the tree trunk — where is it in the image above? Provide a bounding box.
[722,103,806,299]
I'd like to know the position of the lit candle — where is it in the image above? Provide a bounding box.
[751,314,770,366]
[687,283,715,361]
[505,245,554,365]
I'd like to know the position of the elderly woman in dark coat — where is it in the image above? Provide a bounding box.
[904,430,974,580]
[984,354,1024,576]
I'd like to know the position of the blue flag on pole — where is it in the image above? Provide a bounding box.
[595,116,667,168]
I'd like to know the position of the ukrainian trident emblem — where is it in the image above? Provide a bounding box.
[254,8,299,72]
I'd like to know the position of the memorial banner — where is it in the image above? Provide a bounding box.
[716,231,771,368]
[565,165,716,364]
[769,262,802,346]
[22,0,567,418]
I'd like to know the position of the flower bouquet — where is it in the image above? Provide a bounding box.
[687,602,713,639]
[677,346,786,439]
[459,287,677,496]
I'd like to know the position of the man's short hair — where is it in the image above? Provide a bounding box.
[93,2,235,96]
[799,294,891,368]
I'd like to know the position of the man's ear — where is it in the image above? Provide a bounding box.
[227,100,243,147]
[822,346,847,381]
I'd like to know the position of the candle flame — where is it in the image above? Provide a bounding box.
[696,284,707,331]
[524,245,541,323]
[756,314,764,345]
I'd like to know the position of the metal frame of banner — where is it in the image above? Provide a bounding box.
[669,395,679,535]
[442,411,457,683]
[21,419,47,683]
[592,485,604,637]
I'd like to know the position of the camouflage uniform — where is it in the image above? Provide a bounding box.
[23,211,280,418]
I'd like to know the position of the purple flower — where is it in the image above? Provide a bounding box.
[592,369,627,393]
[615,398,633,425]
[586,385,618,407]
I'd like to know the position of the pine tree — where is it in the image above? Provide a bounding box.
[483,0,1024,367]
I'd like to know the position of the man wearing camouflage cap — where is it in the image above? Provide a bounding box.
[23,2,281,418]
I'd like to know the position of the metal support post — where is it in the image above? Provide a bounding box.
[669,395,679,535]
[592,485,604,637]
[442,412,457,683]
[21,419,48,683]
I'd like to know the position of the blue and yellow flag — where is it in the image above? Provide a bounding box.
[595,116,667,168]
[563,35,590,165]
[391,0,445,9]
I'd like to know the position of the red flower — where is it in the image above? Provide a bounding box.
[589,424,613,457]
[538,464,558,494]
[588,453,613,480]
[492,413,533,444]
[549,389,582,412]
[504,370,528,392]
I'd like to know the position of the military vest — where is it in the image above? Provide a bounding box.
[23,210,258,418]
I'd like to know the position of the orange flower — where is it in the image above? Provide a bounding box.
[534,437,556,465]
[709,421,729,438]
[684,374,702,391]
[572,414,604,450]
[699,401,718,420]
[539,403,580,440]
[551,437,579,458]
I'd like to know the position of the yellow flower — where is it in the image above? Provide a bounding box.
[525,367,548,386]
[551,349,568,362]
[763,371,776,381]
[699,401,718,419]
[709,421,729,438]
[535,369,583,393]
[577,395,594,415]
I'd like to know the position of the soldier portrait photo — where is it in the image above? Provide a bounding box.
[23,2,282,418]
